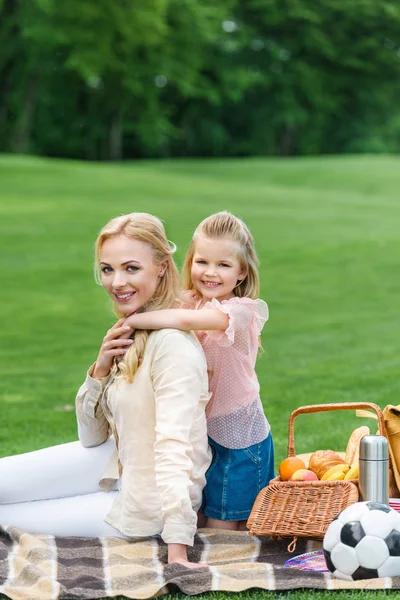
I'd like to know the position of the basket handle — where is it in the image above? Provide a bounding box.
[287,402,386,457]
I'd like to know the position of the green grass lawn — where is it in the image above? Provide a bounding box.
[1,153,400,599]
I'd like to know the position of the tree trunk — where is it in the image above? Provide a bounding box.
[279,126,297,156]
[10,75,40,154]
[109,109,123,160]
[0,0,20,149]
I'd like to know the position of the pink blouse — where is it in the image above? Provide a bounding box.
[197,296,270,449]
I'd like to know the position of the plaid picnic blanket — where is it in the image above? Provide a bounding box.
[0,525,398,599]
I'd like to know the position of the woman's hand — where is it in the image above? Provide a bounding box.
[92,319,133,379]
[167,543,206,569]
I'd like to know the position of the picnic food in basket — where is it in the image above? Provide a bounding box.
[287,457,359,482]
[278,456,306,481]
[320,464,350,481]
[308,450,347,479]
[290,469,318,481]
[247,402,395,548]
[287,425,371,483]
[305,434,368,482]
[344,425,370,465]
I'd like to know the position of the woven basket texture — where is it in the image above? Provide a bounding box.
[248,402,396,541]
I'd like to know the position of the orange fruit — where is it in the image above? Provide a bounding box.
[279,457,307,481]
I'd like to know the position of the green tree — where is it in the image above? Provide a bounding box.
[225,0,400,155]
[1,0,400,159]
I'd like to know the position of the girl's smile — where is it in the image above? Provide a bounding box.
[191,235,247,302]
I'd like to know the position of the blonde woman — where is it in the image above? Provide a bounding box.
[0,213,211,568]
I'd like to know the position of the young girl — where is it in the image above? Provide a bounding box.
[124,212,274,531]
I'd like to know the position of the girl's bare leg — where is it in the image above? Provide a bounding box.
[197,511,207,528]
[206,517,239,530]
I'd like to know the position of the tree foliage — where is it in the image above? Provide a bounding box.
[1,0,400,159]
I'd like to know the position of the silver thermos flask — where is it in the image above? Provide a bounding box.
[359,435,389,505]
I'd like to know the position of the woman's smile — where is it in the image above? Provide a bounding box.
[114,291,137,302]
[100,235,163,315]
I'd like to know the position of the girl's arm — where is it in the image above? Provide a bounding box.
[125,308,229,332]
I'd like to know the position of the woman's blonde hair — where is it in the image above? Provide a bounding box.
[95,213,180,382]
[182,212,260,299]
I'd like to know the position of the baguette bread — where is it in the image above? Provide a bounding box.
[345,426,370,465]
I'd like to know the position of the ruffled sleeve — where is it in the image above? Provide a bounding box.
[204,297,266,347]
[254,299,269,335]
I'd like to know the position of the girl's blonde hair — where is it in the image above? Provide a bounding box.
[95,213,180,383]
[182,211,260,299]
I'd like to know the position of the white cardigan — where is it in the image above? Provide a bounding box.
[76,329,211,546]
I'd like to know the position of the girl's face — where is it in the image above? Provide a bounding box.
[100,234,165,315]
[191,235,247,302]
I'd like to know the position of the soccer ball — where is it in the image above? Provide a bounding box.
[323,501,400,580]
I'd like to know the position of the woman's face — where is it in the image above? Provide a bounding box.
[100,234,164,315]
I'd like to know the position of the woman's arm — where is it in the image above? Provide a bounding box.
[76,320,132,447]
[75,369,110,447]
[151,331,209,567]
[92,320,133,379]
[125,308,229,332]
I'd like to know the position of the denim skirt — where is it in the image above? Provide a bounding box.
[201,434,275,521]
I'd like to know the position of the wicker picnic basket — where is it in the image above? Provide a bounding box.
[247,402,393,550]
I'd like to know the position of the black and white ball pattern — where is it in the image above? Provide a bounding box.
[323,501,400,581]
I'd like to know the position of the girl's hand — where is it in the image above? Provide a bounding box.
[123,315,137,333]
[92,320,133,379]
[167,543,206,569]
